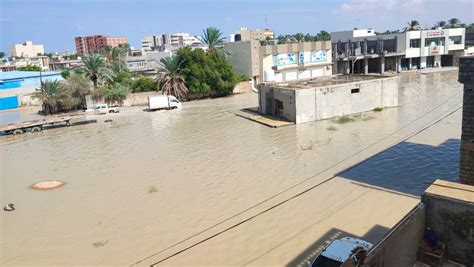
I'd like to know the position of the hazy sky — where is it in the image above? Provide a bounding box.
[1,0,473,52]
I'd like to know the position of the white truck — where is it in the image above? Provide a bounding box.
[308,237,373,267]
[94,104,120,115]
[148,95,182,111]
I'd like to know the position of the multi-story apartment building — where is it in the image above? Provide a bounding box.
[9,41,45,58]
[331,28,465,74]
[225,40,332,85]
[234,28,274,42]
[141,33,202,51]
[125,49,172,73]
[75,35,127,55]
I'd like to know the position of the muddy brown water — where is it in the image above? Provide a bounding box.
[0,71,463,265]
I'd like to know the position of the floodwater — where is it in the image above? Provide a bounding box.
[0,71,463,266]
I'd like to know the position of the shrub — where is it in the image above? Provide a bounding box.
[132,76,157,93]
[105,83,129,101]
[334,116,355,124]
[373,107,383,112]
[61,69,70,79]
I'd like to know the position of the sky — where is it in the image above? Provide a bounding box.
[1,0,473,53]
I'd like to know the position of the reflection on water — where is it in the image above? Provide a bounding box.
[340,139,460,196]
[0,71,464,265]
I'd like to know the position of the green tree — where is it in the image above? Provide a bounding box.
[406,20,421,31]
[80,54,112,87]
[103,46,128,72]
[18,64,41,71]
[294,33,305,42]
[131,76,157,93]
[304,33,314,42]
[105,82,129,101]
[60,69,70,79]
[61,73,92,109]
[157,55,188,99]
[0,52,4,58]
[448,18,460,28]
[434,21,447,29]
[176,47,243,98]
[467,23,474,30]
[315,30,331,41]
[202,27,226,55]
[33,80,77,114]
[277,35,287,44]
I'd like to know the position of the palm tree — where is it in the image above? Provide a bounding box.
[33,80,66,114]
[103,46,128,72]
[202,27,226,54]
[157,56,188,99]
[406,20,421,31]
[294,33,305,42]
[81,54,112,87]
[434,21,447,29]
[448,18,460,28]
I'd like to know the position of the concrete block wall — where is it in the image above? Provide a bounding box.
[421,180,474,265]
[364,204,425,267]
[458,56,474,185]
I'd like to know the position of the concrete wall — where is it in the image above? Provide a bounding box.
[421,180,474,265]
[225,41,259,79]
[258,76,399,123]
[364,204,425,267]
[458,56,474,185]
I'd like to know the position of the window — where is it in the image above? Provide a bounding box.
[425,37,444,47]
[449,36,462,45]
[409,39,421,48]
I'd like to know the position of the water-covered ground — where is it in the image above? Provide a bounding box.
[0,71,463,266]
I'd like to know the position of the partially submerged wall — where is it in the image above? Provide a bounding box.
[364,204,425,267]
[258,76,399,124]
[421,180,474,265]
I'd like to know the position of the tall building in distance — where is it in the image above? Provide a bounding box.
[75,35,127,55]
[234,28,274,42]
[9,40,45,58]
[141,33,202,51]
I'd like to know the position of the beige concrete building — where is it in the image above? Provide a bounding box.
[235,28,274,42]
[226,40,332,85]
[9,41,45,58]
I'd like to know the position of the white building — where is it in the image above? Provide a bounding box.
[9,41,45,58]
[234,28,274,42]
[141,33,202,51]
[331,28,466,74]
[126,50,173,73]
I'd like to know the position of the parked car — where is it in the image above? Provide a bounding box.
[308,237,373,267]
[148,95,182,111]
[94,104,119,115]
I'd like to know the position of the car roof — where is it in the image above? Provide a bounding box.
[320,238,373,262]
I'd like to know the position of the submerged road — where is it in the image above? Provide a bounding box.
[1,71,463,266]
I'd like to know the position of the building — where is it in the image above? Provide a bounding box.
[225,40,332,85]
[141,33,202,51]
[234,28,274,42]
[126,50,173,73]
[75,35,127,55]
[257,75,399,123]
[8,41,45,58]
[0,56,50,71]
[332,28,465,74]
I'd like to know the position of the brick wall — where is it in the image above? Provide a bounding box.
[458,56,474,185]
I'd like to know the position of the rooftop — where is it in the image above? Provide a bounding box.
[260,74,392,90]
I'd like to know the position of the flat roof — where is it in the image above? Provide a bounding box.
[260,75,392,90]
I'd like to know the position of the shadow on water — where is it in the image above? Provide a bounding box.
[286,225,389,267]
[338,139,460,197]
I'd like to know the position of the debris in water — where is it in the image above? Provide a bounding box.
[326,126,338,131]
[3,204,15,211]
[301,142,313,150]
[31,181,65,190]
[104,119,113,123]
[93,240,109,248]
[148,185,158,193]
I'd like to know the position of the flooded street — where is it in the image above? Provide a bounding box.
[0,71,463,266]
